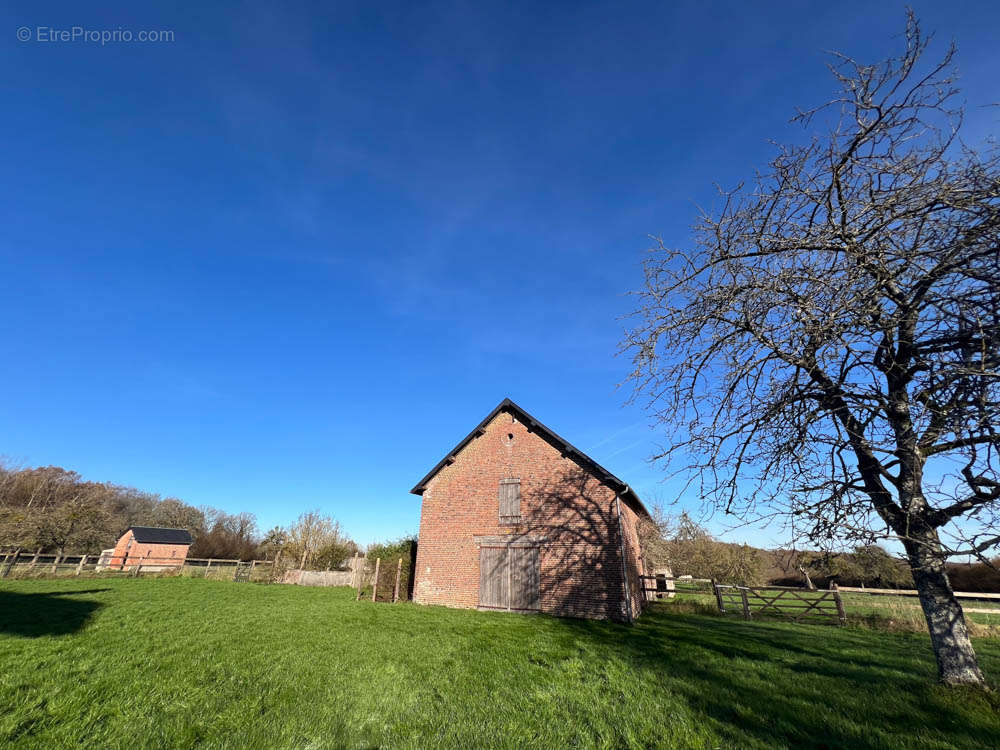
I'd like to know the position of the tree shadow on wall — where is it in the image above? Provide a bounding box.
[495,463,638,622]
[0,589,108,637]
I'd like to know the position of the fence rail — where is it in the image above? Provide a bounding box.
[835,586,1000,600]
[836,586,1000,616]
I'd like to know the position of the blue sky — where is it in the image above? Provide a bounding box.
[2,2,998,547]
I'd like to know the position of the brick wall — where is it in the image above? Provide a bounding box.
[617,496,647,619]
[413,408,647,621]
[109,530,189,569]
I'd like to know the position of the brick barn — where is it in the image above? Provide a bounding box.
[411,398,650,622]
[109,526,193,570]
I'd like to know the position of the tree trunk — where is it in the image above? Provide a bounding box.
[904,533,986,687]
[798,564,816,590]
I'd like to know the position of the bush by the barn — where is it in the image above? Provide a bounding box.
[365,536,417,601]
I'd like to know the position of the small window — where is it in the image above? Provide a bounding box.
[499,478,521,524]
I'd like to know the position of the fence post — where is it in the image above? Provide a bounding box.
[393,557,402,603]
[76,554,88,576]
[831,583,847,625]
[29,548,41,571]
[355,557,365,600]
[250,560,257,580]
[2,549,17,578]
[136,551,149,576]
[1,548,22,578]
[206,559,213,578]
[51,553,62,575]
[739,588,751,620]
[712,579,725,613]
[371,557,381,602]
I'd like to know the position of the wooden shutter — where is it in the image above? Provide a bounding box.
[498,478,521,524]
[509,546,540,611]
[479,546,509,609]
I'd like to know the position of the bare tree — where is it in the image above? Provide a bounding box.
[189,509,259,560]
[624,13,999,686]
[643,510,764,585]
[285,510,346,570]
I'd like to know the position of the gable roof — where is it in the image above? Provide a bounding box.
[410,398,651,519]
[127,526,193,545]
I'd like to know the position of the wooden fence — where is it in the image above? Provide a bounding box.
[836,586,1000,615]
[638,574,1000,623]
[0,549,276,581]
[355,556,410,604]
[713,582,846,625]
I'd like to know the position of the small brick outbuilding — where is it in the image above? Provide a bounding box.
[109,526,193,570]
[411,398,651,622]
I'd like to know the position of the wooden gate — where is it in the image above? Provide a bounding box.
[713,582,846,625]
[479,545,540,612]
[233,562,253,582]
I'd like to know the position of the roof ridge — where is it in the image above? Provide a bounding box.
[129,525,188,530]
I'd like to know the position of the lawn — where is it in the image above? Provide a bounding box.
[2,578,999,749]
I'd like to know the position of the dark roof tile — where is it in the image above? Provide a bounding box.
[128,526,193,545]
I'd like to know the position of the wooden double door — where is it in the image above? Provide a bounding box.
[479,545,540,612]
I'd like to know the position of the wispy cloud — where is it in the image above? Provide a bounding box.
[587,420,647,452]
[603,438,648,459]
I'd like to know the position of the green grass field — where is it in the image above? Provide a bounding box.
[2,578,999,749]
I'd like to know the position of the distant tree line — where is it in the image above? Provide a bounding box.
[0,463,358,565]
[0,463,212,556]
[636,509,1000,591]
[771,546,913,590]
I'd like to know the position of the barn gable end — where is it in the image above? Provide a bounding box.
[411,399,648,621]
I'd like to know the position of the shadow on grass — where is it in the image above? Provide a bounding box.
[0,589,108,637]
[559,606,1000,750]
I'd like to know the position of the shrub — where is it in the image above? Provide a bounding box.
[364,537,417,601]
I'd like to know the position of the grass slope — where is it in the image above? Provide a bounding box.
[1,578,998,749]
